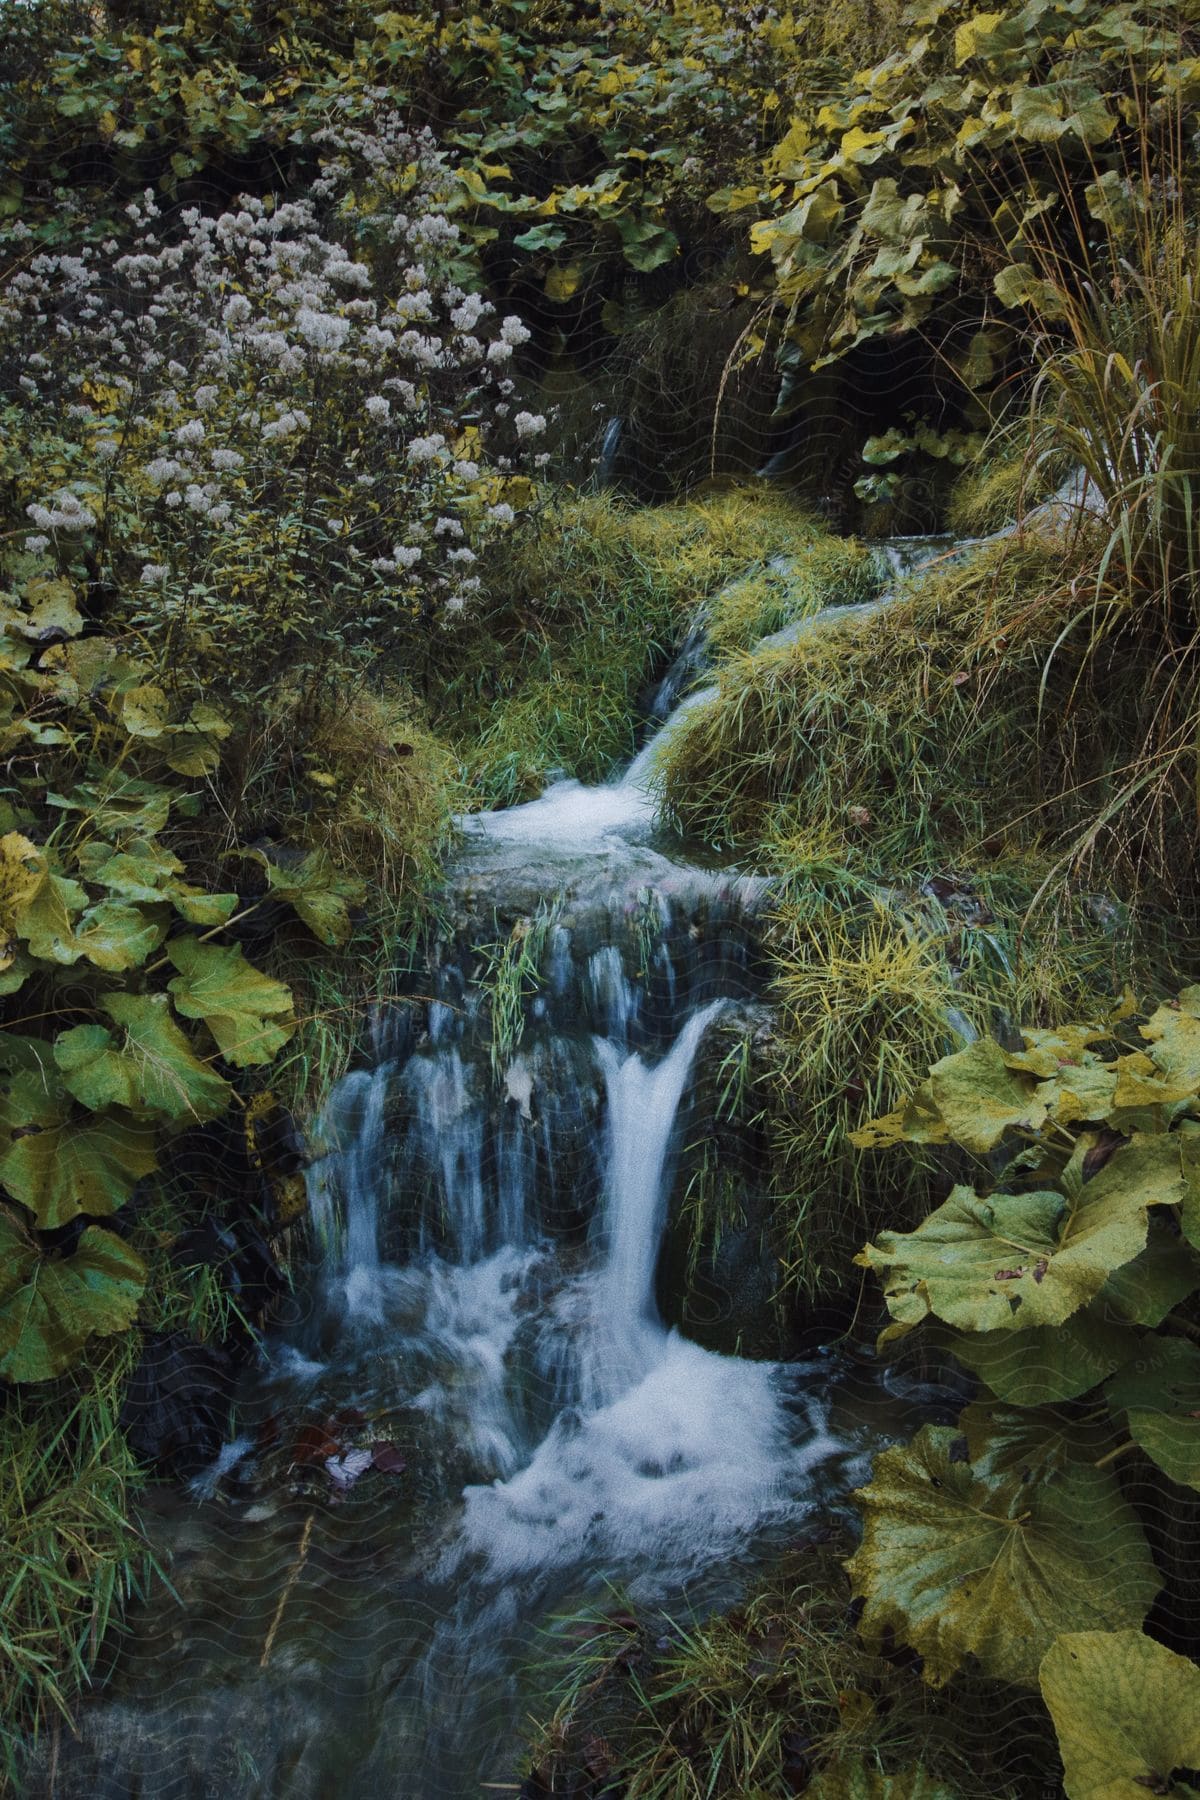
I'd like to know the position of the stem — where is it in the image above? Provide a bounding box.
[1094,1439,1136,1468]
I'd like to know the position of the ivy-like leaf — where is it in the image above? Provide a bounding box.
[166,936,296,1067]
[1040,1631,1200,1800]
[847,1425,1159,1688]
[0,1210,146,1382]
[944,1310,1139,1406]
[253,849,365,948]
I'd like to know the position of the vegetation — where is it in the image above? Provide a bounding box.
[2,0,1200,1785]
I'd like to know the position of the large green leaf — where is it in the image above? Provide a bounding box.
[47,777,173,838]
[847,1424,1159,1687]
[166,937,295,1067]
[54,993,231,1123]
[253,849,365,948]
[1106,1339,1200,1492]
[0,1108,158,1228]
[73,898,164,971]
[858,1136,1185,1337]
[943,1310,1140,1405]
[75,838,237,926]
[0,1209,145,1382]
[1040,1631,1200,1800]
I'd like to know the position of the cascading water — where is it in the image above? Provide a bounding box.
[48,560,948,1800]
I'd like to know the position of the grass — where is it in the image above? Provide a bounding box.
[0,1341,154,1788]
[477,899,562,1080]
[523,1538,1048,1798]
[652,529,1125,872]
[757,864,1157,1303]
[432,487,825,807]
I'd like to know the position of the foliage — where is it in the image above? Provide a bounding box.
[523,1539,1038,1798]
[847,984,1200,1769]
[0,1339,150,1786]
[727,0,1197,389]
[445,488,819,805]
[1039,1630,1200,1800]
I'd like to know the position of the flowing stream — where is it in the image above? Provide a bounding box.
[48,546,955,1800]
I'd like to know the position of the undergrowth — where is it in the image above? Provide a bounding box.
[437,488,823,807]
[523,1537,1049,1798]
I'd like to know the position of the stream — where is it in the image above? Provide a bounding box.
[47,542,959,1800]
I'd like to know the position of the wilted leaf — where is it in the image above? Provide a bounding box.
[1040,1630,1200,1800]
[847,1425,1158,1687]
[167,937,295,1067]
[859,1135,1181,1336]
[1106,1339,1200,1492]
[0,1210,146,1382]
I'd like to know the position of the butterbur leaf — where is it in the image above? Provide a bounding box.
[55,994,231,1123]
[167,937,295,1067]
[926,1037,1046,1152]
[254,849,365,948]
[0,1210,146,1382]
[48,778,172,838]
[858,1136,1185,1336]
[16,575,83,641]
[73,899,164,971]
[1098,1219,1200,1325]
[847,1425,1158,1688]
[3,834,87,964]
[1106,1339,1200,1492]
[944,1309,1139,1405]
[0,1108,158,1228]
[77,838,237,925]
[1040,1631,1200,1800]
[959,1398,1118,1481]
[805,1761,961,1798]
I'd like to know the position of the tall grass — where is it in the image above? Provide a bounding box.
[0,1343,153,1786]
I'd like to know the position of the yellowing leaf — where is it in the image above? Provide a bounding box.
[848,1425,1158,1688]
[1040,1631,1200,1800]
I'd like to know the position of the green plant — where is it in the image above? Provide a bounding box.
[0,1341,153,1786]
[477,899,561,1079]
[846,987,1200,1781]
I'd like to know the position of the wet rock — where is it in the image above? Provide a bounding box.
[120,1332,237,1479]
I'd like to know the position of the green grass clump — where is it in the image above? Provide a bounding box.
[705,535,880,660]
[435,487,823,806]
[653,531,1110,868]
[524,1538,1046,1798]
[0,1344,152,1787]
[759,866,1153,1302]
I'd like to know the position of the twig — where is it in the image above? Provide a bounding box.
[259,1511,314,1669]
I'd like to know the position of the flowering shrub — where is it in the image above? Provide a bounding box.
[0,104,543,701]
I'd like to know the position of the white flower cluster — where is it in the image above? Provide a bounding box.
[1,105,547,633]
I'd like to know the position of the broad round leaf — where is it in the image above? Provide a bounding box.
[73,899,164,971]
[0,1108,158,1228]
[1106,1339,1200,1492]
[926,1037,1047,1152]
[847,1424,1159,1688]
[55,994,231,1123]
[256,849,365,948]
[1040,1630,1200,1800]
[944,1311,1140,1405]
[167,936,295,1068]
[0,1210,146,1382]
[858,1136,1185,1336]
